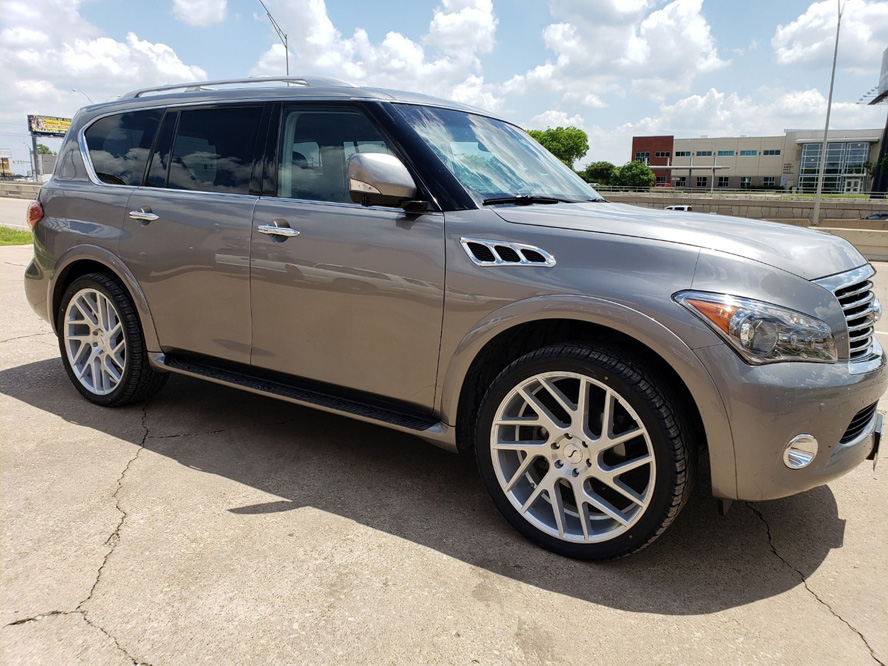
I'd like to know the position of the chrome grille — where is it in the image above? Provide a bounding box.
[834,277,876,360]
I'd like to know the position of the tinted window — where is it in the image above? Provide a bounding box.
[277,108,394,202]
[167,106,262,195]
[85,110,162,185]
[145,111,178,188]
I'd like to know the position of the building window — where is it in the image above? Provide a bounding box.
[674,151,691,157]
[739,150,757,156]
[717,150,735,157]
[673,176,686,186]
[696,151,712,157]
[798,142,871,193]
[654,151,671,158]
[655,176,667,184]
[763,149,781,156]
[717,176,729,187]
[696,176,708,187]
[634,152,650,164]
[763,176,775,186]
[740,177,752,188]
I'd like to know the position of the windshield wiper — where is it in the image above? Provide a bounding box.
[482,195,570,206]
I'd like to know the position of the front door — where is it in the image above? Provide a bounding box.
[249,106,445,409]
[844,178,862,194]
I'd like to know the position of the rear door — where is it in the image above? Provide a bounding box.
[249,104,445,409]
[119,104,265,364]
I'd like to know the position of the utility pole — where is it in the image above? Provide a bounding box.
[258,0,289,77]
[812,0,845,226]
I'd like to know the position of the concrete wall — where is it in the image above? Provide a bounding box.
[605,191,888,221]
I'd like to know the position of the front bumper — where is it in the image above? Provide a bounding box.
[695,342,887,501]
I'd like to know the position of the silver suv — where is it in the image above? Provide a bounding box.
[24,77,885,559]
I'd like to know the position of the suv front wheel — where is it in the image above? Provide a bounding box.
[57,273,168,406]
[475,343,694,559]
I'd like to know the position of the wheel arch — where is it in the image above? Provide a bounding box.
[439,295,737,499]
[49,245,160,352]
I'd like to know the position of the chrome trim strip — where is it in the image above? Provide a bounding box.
[814,264,876,292]
[460,237,557,267]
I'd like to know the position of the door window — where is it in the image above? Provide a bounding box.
[165,106,263,195]
[277,108,393,203]
[84,109,163,185]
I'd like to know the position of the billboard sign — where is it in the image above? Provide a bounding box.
[27,115,71,137]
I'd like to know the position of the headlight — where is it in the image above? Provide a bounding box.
[675,291,837,364]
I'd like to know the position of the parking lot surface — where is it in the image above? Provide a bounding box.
[1,243,886,665]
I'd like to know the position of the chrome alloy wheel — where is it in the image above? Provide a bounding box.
[63,288,126,396]
[490,371,656,543]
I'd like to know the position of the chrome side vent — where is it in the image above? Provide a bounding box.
[460,238,556,267]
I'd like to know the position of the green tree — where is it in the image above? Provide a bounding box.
[527,126,589,168]
[612,160,655,188]
[581,161,616,185]
[36,144,55,155]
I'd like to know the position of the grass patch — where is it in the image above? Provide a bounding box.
[0,227,33,246]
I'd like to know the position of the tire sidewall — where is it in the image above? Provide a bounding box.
[475,348,682,560]
[57,276,136,407]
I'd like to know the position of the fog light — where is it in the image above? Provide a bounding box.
[783,434,818,469]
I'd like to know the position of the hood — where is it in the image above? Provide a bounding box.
[493,201,865,281]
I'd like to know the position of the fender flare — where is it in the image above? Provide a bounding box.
[48,244,161,352]
[436,294,738,499]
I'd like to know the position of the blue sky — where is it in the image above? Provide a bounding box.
[2,0,887,173]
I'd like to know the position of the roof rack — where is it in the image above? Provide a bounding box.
[121,76,356,99]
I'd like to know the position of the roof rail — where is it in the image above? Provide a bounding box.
[121,76,356,99]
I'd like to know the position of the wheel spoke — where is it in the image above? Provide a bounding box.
[103,356,122,383]
[539,377,576,417]
[519,386,566,433]
[570,478,590,540]
[492,440,547,453]
[494,415,544,426]
[604,453,652,476]
[503,452,539,492]
[585,492,630,526]
[74,300,97,326]
[600,476,646,507]
[521,469,554,513]
[550,483,566,538]
[605,427,644,447]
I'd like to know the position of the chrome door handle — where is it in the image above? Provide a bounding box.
[129,210,159,222]
[258,225,300,238]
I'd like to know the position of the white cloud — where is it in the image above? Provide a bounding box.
[249,0,503,111]
[172,0,228,26]
[528,110,586,130]
[506,0,727,106]
[0,0,206,151]
[772,0,888,74]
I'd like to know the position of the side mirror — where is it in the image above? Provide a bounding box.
[348,153,423,209]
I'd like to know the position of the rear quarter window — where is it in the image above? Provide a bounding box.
[84,110,163,186]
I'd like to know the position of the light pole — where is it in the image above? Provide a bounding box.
[811,0,845,226]
[258,0,289,77]
[21,142,34,179]
[71,89,94,104]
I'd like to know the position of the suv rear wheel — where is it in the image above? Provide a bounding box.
[475,343,694,559]
[57,273,167,406]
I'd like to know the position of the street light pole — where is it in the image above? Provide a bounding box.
[71,89,94,104]
[811,0,845,226]
[258,0,289,77]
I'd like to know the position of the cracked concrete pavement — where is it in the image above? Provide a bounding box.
[1,242,886,666]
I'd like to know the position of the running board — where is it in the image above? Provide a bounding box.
[152,353,456,451]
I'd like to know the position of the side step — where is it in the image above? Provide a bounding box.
[160,354,440,432]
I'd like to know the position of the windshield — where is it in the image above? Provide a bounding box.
[395,104,603,205]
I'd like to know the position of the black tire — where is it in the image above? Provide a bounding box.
[474,343,695,560]
[57,273,168,407]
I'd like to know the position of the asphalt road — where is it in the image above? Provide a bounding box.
[1,242,887,665]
